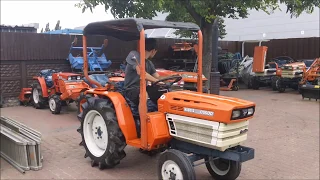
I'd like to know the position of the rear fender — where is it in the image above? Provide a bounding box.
[86,90,138,141]
[35,77,49,97]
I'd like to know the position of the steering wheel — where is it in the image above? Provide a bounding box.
[151,75,182,89]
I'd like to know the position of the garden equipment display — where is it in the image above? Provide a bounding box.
[275,59,314,93]
[168,42,196,60]
[31,69,90,114]
[299,58,320,100]
[165,42,197,71]
[77,18,256,180]
[0,116,42,173]
[67,37,112,73]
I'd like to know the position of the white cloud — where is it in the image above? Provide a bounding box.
[0,0,114,31]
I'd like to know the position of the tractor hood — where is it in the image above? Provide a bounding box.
[158,90,255,124]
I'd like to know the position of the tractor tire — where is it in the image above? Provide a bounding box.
[247,77,253,89]
[48,94,62,114]
[291,84,299,90]
[76,92,94,115]
[31,82,46,109]
[251,77,260,90]
[231,85,239,91]
[77,97,126,169]
[298,85,302,94]
[205,157,241,180]
[158,149,196,180]
[277,79,286,93]
[271,76,279,91]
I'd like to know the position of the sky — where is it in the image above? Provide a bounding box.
[1,0,115,31]
[1,1,319,40]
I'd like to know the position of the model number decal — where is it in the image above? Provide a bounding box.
[183,107,214,116]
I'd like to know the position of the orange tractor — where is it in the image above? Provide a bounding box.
[299,58,320,100]
[274,60,314,93]
[30,69,90,114]
[156,68,208,92]
[77,18,256,180]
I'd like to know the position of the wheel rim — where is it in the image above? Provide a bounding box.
[33,88,39,104]
[49,98,56,111]
[161,160,183,180]
[208,157,231,176]
[83,110,108,157]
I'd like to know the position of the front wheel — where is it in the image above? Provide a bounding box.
[205,157,241,180]
[49,95,61,114]
[158,149,196,180]
[77,98,126,169]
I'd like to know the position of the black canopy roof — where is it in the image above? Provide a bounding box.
[83,18,200,41]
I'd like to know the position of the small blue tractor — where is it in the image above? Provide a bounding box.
[67,37,112,73]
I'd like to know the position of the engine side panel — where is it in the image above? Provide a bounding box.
[147,112,171,150]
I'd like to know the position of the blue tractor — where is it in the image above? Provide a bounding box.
[67,37,112,73]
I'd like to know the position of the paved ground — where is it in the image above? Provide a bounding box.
[1,88,319,180]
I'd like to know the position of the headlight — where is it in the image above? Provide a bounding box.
[231,106,255,120]
[77,76,81,80]
[68,77,71,81]
[232,110,241,119]
[248,108,254,115]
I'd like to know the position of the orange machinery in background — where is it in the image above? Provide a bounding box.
[299,58,320,100]
[252,46,268,73]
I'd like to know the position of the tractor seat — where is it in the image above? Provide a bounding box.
[39,69,56,88]
[82,74,109,88]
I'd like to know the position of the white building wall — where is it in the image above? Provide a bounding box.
[223,4,319,41]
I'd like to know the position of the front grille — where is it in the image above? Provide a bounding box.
[166,114,249,151]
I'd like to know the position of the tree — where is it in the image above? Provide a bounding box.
[45,23,50,32]
[75,0,319,88]
[55,20,61,30]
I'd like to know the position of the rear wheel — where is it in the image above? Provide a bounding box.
[205,157,241,180]
[252,77,260,90]
[158,149,196,180]
[277,79,286,93]
[271,76,279,91]
[247,77,253,89]
[31,82,46,109]
[76,92,93,114]
[77,98,126,169]
[49,95,62,114]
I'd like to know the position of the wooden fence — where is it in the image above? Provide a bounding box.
[241,37,319,60]
[0,32,319,106]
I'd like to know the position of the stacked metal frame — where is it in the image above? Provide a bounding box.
[0,116,42,173]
